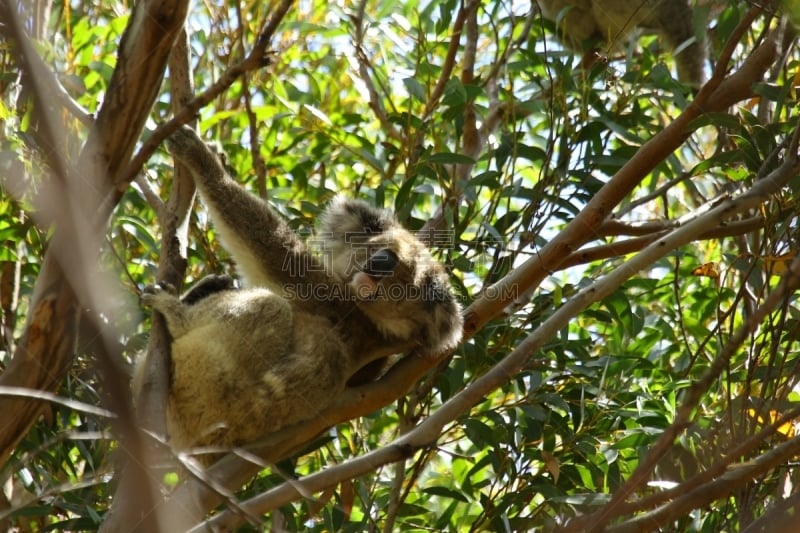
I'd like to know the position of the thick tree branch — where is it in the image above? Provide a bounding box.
[135,27,197,441]
[0,0,190,531]
[577,131,800,533]
[104,26,201,533]
[0,2,83,470]
[465,32,778,340]
[559,216,766,269]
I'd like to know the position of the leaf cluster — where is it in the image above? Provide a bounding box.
[1,0,800,531]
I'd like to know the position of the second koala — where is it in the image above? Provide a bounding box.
[539,0,706,88]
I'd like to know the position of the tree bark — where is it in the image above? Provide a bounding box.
[0,0,190,531]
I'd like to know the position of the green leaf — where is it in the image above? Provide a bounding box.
[423,485,470,503]
[403,77,426,101]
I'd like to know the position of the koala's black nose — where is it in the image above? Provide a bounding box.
[363,248,399,279]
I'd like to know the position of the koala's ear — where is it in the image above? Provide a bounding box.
[320,196,396,236]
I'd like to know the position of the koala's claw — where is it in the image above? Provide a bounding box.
[143,281,177,295]
[141,282,177,306]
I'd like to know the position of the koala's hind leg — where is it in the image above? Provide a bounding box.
[167,289,295,450]
[141,284,193,338]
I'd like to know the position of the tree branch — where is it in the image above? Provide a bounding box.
[576,131,800,532]
[609,430,800,533]
[115,0,297,191]
[0,1,191,532]
[465,32,778,340]
[185,146,800,531]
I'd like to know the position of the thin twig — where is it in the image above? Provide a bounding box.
[115,0,296,190]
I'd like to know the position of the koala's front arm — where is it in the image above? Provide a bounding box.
[166,127,330,294]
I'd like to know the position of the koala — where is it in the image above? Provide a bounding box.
[141,126,462,462]
[538,0,706,88]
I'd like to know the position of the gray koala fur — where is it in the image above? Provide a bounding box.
[139,126,463,462]
[539,0,706,87]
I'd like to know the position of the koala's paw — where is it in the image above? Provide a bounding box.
[141,282,179,308]
[165,125,204,158]
[166,125,224,171]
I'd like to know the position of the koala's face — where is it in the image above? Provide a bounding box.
[319,196,462,354]
[338,229,461,354]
